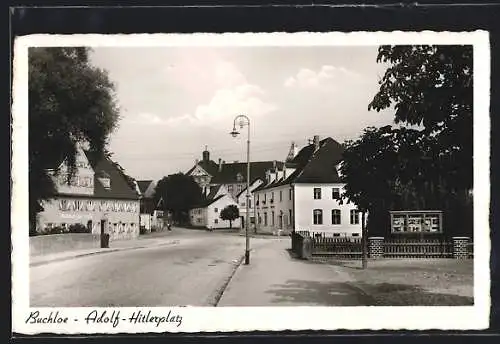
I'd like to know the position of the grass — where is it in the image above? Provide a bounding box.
[326,259,474,306]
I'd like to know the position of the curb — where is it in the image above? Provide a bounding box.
[30,240,180,267]
[212,254,245,307]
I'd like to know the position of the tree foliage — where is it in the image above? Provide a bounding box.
[29,47,120,231]
[153,173,204,224]
[368,45,473,192]
[220,205,240,228]
[340,45,473,237]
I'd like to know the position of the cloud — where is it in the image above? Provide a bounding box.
[161,62,277,127]
[284,65,365,89]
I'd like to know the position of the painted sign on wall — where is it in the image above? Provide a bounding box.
[59,199,139,213]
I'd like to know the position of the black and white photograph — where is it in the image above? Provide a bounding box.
[12,32,490,333]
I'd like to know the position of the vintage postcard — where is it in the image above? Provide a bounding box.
[12,31,490,334]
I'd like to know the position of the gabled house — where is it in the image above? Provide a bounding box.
[235,178,265,230]
[136,179,161,232]
[36,145,141,240]
[186,147,284,229]
[253,135,362,237]
[188,184,241,229]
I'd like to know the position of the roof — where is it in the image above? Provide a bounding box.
[137,180,153,195]
[192,194,226,208]
[255,137,344,192]
[210,161,284,184]
[186,160,220,177]
[84,151,140,200]
[206,185,223,200]
[235,177,264,198]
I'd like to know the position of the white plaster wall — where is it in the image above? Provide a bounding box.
[255,184,293,233]
[206,196,241,229]
[189,207,207,227]
[294,183,362,236]
[37,197,140,240]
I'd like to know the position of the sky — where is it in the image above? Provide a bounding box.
[89,46,395,181]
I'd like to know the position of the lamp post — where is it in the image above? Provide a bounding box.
[230,115,251,265]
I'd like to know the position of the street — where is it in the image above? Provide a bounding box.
[30,229,267,307]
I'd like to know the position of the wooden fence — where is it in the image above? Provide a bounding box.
[312,236,363,259]
[383,238,453,259]
[290,230,473,260]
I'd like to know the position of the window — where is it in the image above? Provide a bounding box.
[332,188,340,200]
[264,194,267,202]
[271,192,274,203]
[214,208,218,213]
[289,188,293,200]
[227,185,233,193]
[332,209,341,225]
[271,211,275,226]
[264,213,268,226]
[350,209,360,225]
[352,233,360,237]
[313,209,323,225]
[258,215,262,224]
[289,209,292,225]
[333,233,341,237]
[214,219,218,224]
[314,188,321,199]
[237,184,243,193]
[280,190,283,202]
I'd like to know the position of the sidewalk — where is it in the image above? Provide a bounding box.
[30,235,181,267]
[217,239,371,306]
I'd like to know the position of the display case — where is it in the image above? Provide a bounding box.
[390,210,443,234]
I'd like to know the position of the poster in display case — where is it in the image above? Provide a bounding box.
[390,210,443,234]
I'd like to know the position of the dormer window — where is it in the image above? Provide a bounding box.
[236,173,243,182]
[97,171,111,189]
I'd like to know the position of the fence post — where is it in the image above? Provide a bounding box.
[452,237,470,259]
[301,236,313,260]
[368,237,384,259]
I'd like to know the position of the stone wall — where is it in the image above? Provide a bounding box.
[30,233,101,256]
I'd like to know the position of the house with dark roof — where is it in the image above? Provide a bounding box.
[253,135,362,237]
[186,147,284,229]
[36,145,141,240]
[188,184,241,229]
[135,179,167,232]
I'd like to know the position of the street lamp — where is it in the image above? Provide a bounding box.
[230,115,251,265]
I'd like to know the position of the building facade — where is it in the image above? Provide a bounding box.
[186,148,284,228]
[36,146,141,240]
[254,136,363,237]
[189,185,242,229]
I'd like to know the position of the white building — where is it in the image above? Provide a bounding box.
[36,145,141,240]
[254,135,363,237]
[189,185,242,229]
[186,147,283,230]
[235,178,264,230]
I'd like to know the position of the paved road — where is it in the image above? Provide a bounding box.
[30,229,264,307]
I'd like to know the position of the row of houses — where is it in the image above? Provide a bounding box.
[34,134,363,239]
[184,135,363,237]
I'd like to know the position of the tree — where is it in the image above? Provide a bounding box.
[29,47,120,232]
[153,173,204,224]
[220,205,240,229]
[369,45,473,194]
[340,45,473,243]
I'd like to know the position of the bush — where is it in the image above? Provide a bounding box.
[68,223,90,233]
[48,226,65,235]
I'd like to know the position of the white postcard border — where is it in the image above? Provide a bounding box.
[12,31,491,333]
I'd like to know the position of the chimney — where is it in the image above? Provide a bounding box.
[313,135,320,151]
[195,158,199,165]
[218,158,222,172]
[202,146,210,162]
